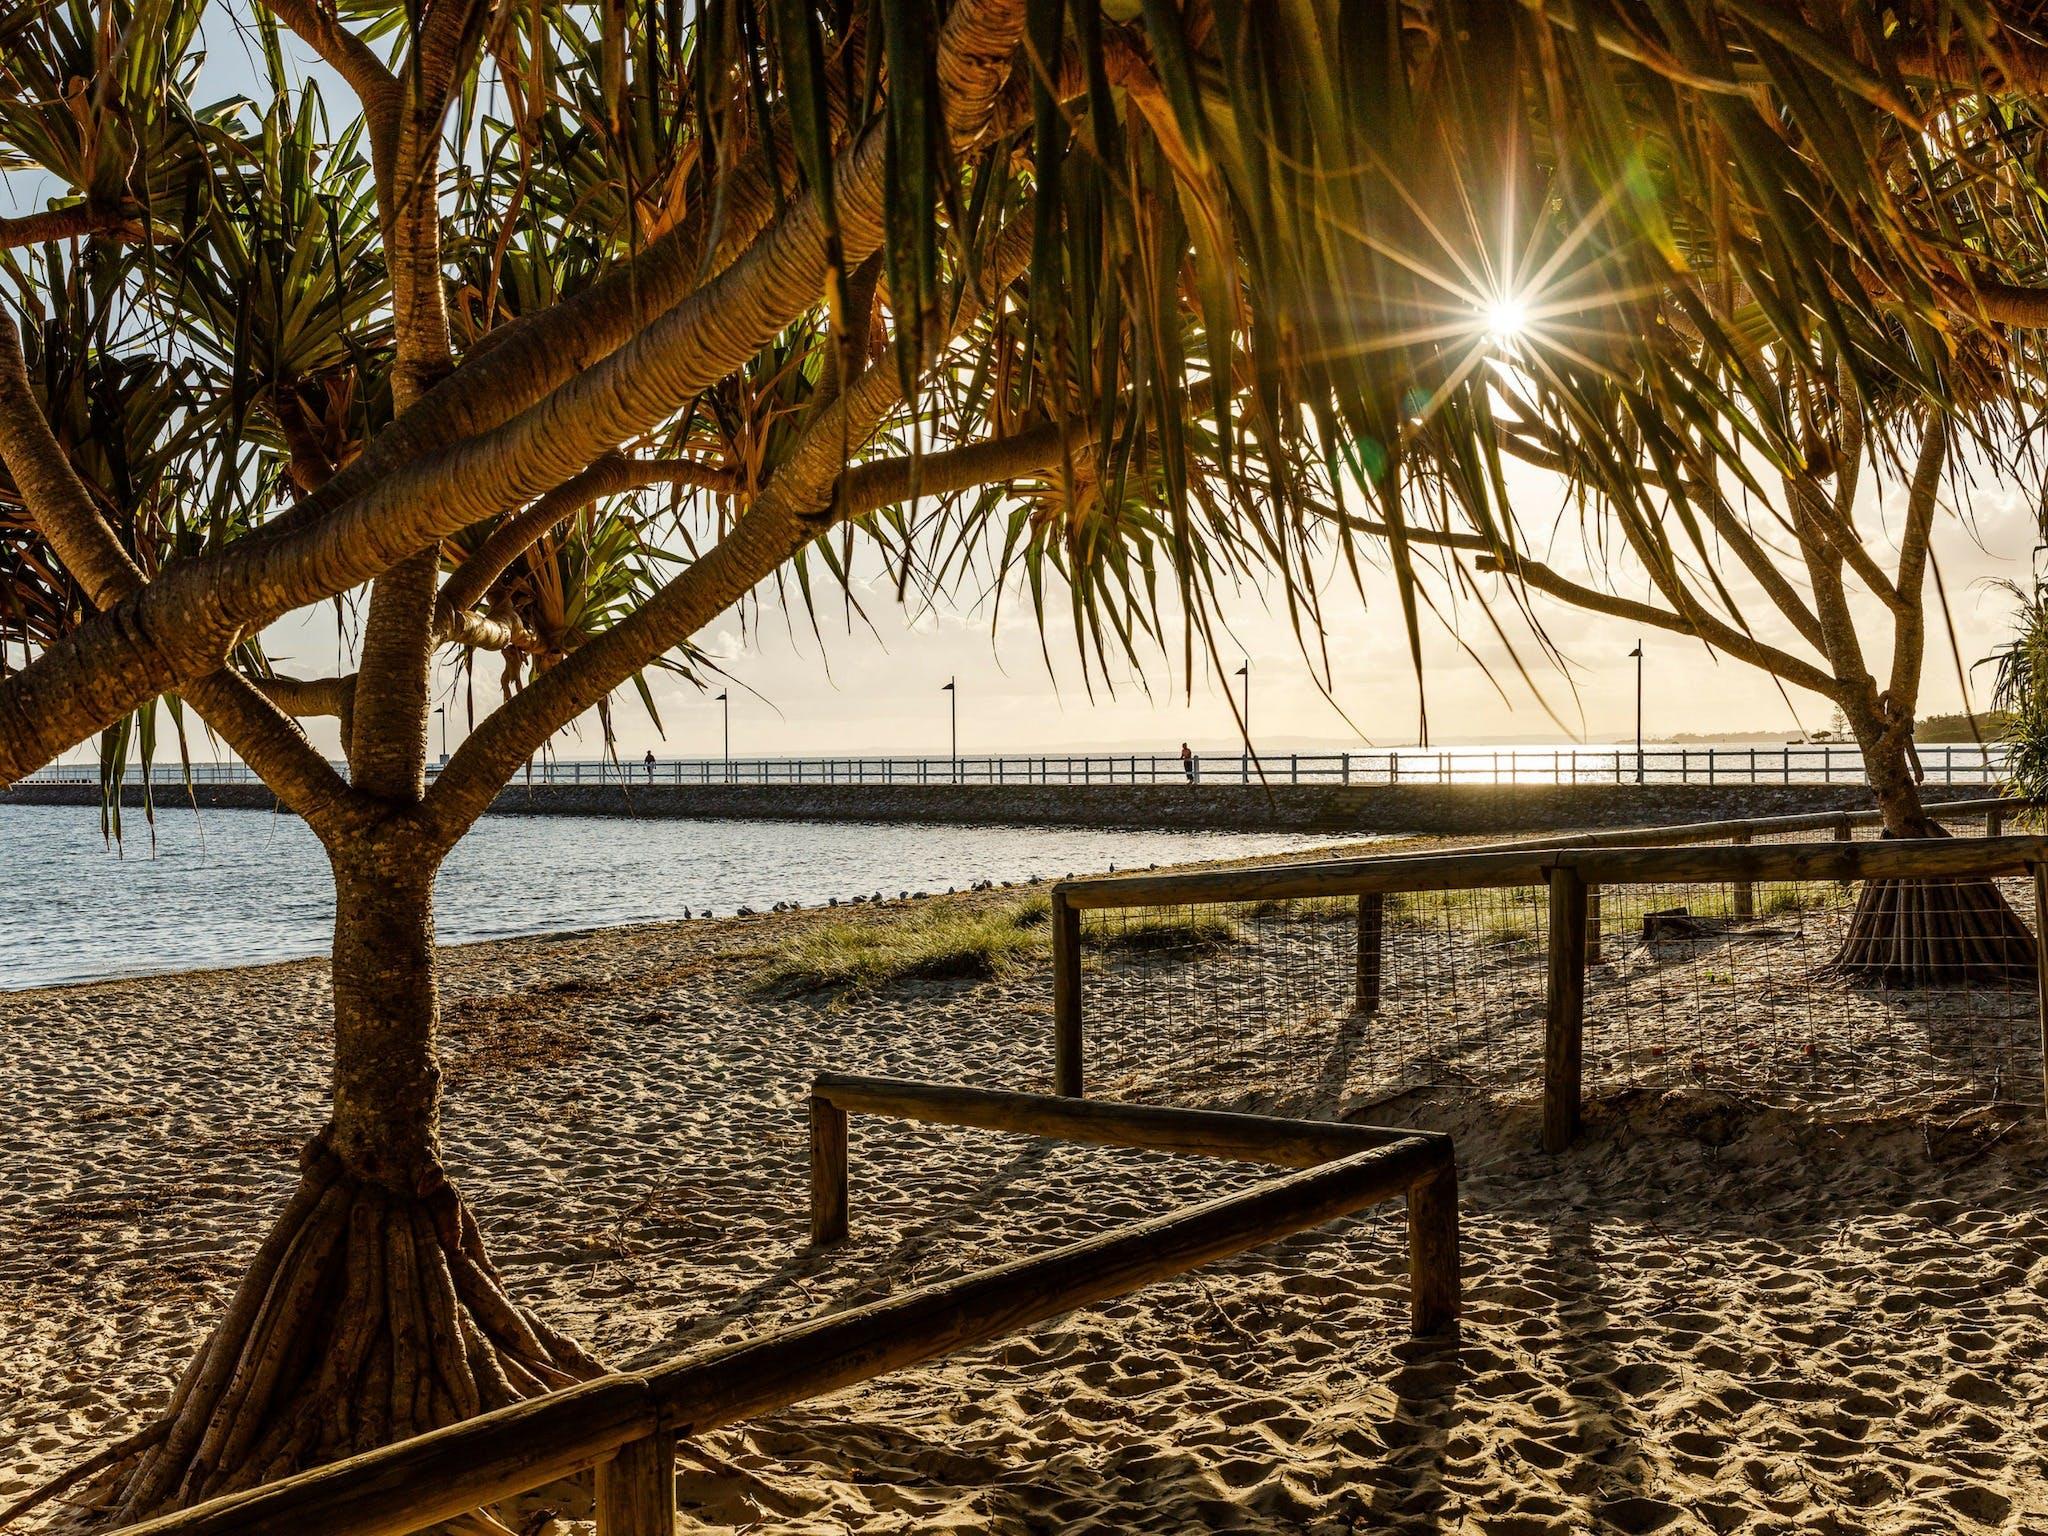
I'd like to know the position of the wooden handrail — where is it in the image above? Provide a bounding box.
[805,1076,1459,1339]
[1051,796,2035,908]
[1461,793,2030,855]
[1058,848,1554,908]
[651,1131,1454,1435]
[1055,833,2048,908]
[118,1090,1457,1536]
[115,1376,659,1536]
[1567,834,2048,886]
[809,1072,1440,1166]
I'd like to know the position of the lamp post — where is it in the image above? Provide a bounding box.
[1235,659,1251,782]
[1629,639,1644,784]
[717,691,730,781]
[433,706,447,765]
[942,677,957,782]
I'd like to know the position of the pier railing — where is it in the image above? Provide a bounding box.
[118,1078,1456,1536]
[1050,820,2048,1145]
[17,742,2010,790]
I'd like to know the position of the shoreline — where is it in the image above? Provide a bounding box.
[0,814,1367,995]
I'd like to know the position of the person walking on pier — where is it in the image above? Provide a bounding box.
[1181,742,1199,784]
[643,749,657,784]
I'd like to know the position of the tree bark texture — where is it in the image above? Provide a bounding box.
[103,843,601,1520]
[1829,723,2036,987]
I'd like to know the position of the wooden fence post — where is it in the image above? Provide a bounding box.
[1988,807,2005,839]
[1835,816,1852,842]
[2034,863,2048,1124]
[1585,885,1602,964]
[1053,891,1083,1096]
[596,1431,676,1536]
[809,1093,849,1246]
[1544,863,1588,1154]
[1404,1164,1460,1337]
[1355,893,1384,1015]
[1731,828,1755,917]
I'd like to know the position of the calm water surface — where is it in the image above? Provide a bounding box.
[0,806,1339,990]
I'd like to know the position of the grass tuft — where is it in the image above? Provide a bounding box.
[1085,906,1243,952]
[755,901,1050,996]
[755,890,1252,997]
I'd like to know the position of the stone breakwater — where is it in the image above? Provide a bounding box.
[3,778,1999,833]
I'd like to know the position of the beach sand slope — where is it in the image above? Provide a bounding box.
[2,908,2043,1534]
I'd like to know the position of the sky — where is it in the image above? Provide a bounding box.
[239,443,2042,766]
[12,8,2046,767]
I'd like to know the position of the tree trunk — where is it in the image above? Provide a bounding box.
[102,839,601,1521]
[1829,721,2036,987]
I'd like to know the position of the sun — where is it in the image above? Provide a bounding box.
[1483,296,1528,342]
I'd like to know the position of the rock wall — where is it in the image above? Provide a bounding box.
[479,780,1996,833]
[5,778,2003,833]
[4,783,282,812]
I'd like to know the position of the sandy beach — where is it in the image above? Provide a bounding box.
[3,876,2045,1534]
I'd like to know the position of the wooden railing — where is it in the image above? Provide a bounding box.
[119,1078,1457,1536]
[1453,793,2026,853]
[807,1074,1459,1335]
[18,747,2016,790]
[1051,830,2048,1145]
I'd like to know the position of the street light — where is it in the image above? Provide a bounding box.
[1235,659,1251,782]
[717,691,730,781]
[433,706,447,764]
[1629,639,1644,784]
[941,677,957,782]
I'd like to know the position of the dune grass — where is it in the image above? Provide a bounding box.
[755,892,1248,996]
[1238,896,1355,924]
[1084,905,1243,952]
[755,901,1053,996]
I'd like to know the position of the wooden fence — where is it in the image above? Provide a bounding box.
[808,1073,1459,1335]
[1051,826,2048,1149]
[118,1078,1457,1536]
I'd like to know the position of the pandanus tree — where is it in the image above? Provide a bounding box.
[1306,3,2048,985]
[9,0,2048,1515]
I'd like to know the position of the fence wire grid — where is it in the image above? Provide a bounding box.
[1072,814,2042,1117]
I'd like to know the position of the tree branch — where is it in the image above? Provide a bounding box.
[0,316,355,825]
[262,0,1028,549]
[0,0,1036,787]
[0,205,145,250]
[1477,550,1838,697]
[443,606,532,652]
[435,455,740,625]
[1936,277,2048,329]
[0,316,142,608]
[182,670,363,832]
[421,424,1070,842]
[256,0,401,160]
[348,548,440,799]
[1308,506,1493,553]
[420,229,1037,838]
[251,672,356,718]
[1888,415,1945,707]
[837,421,1073,521]
[1691,489,1828,651]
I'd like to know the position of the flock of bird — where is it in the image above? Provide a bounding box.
[675,862,1159,921]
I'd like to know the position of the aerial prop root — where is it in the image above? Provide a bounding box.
[9,1131,613,1527]
[1825,873,2038,988]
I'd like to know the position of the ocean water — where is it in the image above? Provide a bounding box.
[0,805,1338,991]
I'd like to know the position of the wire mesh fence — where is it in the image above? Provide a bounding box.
[1581,874,2038,1113]
[1064,812,2044,1121]
[1078,890,1550,1107]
